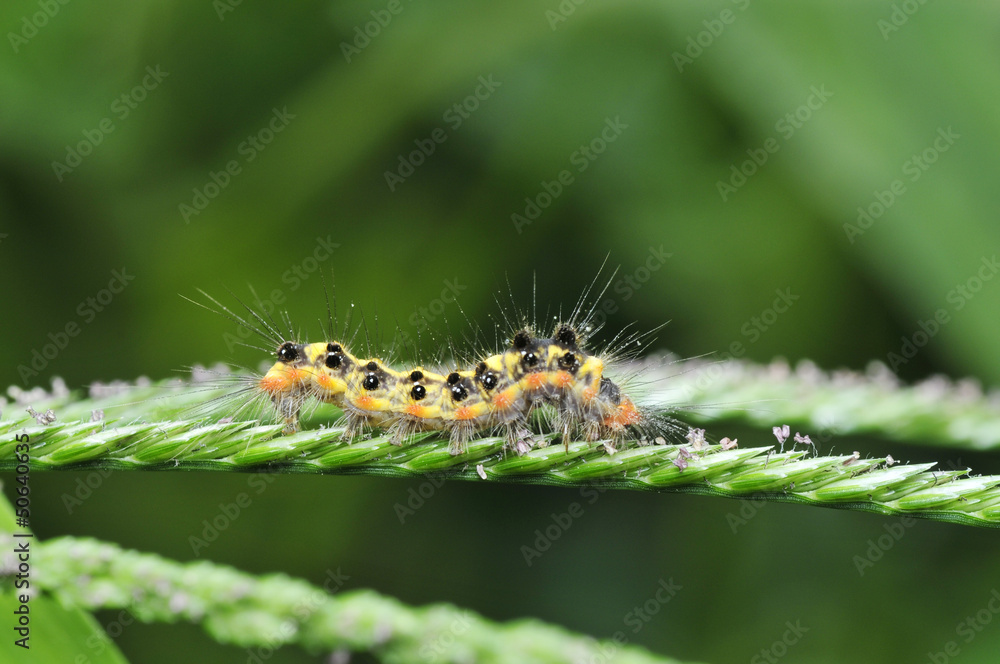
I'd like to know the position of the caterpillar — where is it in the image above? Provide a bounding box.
[187,272,673,456]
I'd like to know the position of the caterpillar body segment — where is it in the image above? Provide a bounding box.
[385,367,453,444]
[434,369,491,454]
[298,342,400,437]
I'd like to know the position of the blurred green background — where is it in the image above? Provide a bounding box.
[2,1,1000,662]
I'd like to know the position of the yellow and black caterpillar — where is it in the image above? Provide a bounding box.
[194,275,664,456]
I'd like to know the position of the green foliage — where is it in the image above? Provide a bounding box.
[0,491,130,664]
[663,357,1000,450]
[3,2,1000,662]
[15,532,693,664]
[4,365,1000,528]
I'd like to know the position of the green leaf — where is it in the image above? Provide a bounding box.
[0,490,131,664]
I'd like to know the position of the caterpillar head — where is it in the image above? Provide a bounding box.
[258,342,311,397]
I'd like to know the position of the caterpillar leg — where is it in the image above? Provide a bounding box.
[503,424,535,456]
[561,421,573,453]
[448,437,466,456]
[447,421,478,456]
[272,396,303,435]
[581,420,602,443]
[389,425,407,447]
[338,411,370,443]
[387,417,425,446]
